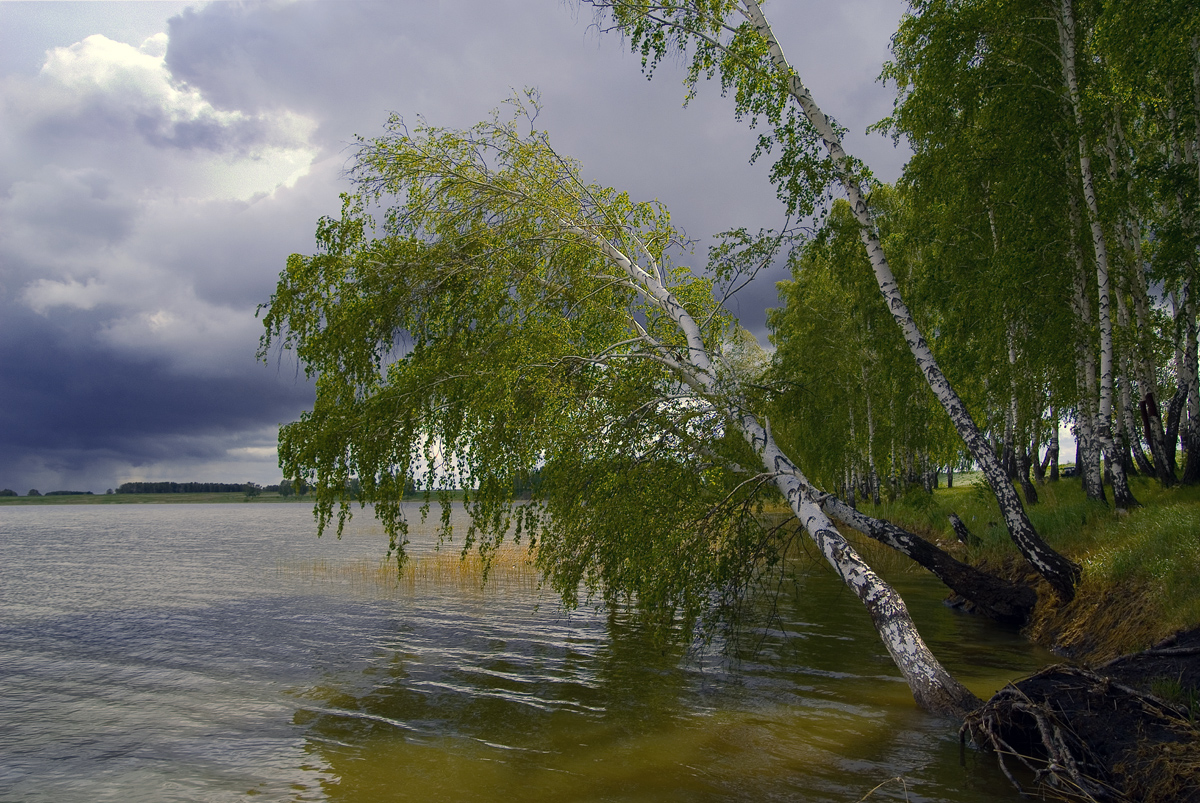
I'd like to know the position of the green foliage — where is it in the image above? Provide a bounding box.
[766,191,958,489]
[260,98,790,629]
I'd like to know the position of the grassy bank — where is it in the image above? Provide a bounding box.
[862,475,1200,661]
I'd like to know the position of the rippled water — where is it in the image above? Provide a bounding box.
[0,503,1048,802]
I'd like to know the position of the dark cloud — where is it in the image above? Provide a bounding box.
[0,0,911,492]
[0,299,311,490]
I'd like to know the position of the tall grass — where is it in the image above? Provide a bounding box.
[278,542,541,597]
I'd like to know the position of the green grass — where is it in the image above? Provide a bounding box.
[861,474,1200,657]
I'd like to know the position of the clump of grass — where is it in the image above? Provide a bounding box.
[1149,676,1200,722]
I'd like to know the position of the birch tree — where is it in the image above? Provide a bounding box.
[587,0,1080,598]
[259,102,980,717]
[1055,0,1139,508]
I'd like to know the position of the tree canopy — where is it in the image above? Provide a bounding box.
[261,93,981,715]
[261,98,799,623]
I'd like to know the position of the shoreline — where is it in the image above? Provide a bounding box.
[0,492,313,505]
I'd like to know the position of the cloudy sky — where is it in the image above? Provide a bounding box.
[0,0,911,494]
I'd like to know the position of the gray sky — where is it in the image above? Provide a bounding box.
[0,0,912,493]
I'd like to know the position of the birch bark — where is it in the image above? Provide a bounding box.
[738,0,1080,599]
[1056,0,1137,509]
[1183,285,1200,484]
[1194,34,1200,198]
[579,217,979,716]
[745,418,980,716]
[1069,199,1105,503]
[862,363,881,505]
[820,494,1036,625]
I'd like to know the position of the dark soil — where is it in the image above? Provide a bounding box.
[962,628,1200,802]
[1100,627,1200,705]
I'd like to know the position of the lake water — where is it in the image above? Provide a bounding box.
[0,503,1049,802]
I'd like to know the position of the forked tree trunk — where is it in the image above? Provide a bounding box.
[740,0,1079,600]
[821,495,1036,626]
[1107,115,1174,486]
[742,416,982,717]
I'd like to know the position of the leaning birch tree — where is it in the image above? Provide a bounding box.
[259,101,980,717]
[586,0,1081,598]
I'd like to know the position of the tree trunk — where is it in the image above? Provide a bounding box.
[741,0,1079,600]
[1105,110,1167,486]
[1048,407,1060,481]
[1167,387,1186,468]
[949,512,978,546]
[1032,419,1045,485]
[1018,442,1038,505]
[820,494,1035,626]
[1140,391,1176,485]
[862,364,881,505]
[1057,0,1137,510]
[1069,186,1106,503]
[1194,34,1200,198]
[741,415,981,717]
[584,215,980,717]
[1004,326,1020,481]
[596,218,981,715]
[1183,285,1200,484]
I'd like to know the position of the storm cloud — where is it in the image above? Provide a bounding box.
[0,0,909,493]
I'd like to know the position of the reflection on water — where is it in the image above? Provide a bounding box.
[0,503,1047,802]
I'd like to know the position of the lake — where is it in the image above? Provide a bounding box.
[0,503,1049,802]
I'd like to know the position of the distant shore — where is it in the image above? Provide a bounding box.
[0,490,465,505]
[0,492,312,505]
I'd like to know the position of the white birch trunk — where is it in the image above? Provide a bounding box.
[862,363,880,505]
[739,0,1080,598]
[742,415,980,717]
[1056,0,1137,509]
[1193,35,1200,198]
[1184,284,1200,484]
[579,221,979,716]
[1006,326,1019,480]
[1069,201,1105,502]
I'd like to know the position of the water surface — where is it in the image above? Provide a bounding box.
[0,503,1048,801]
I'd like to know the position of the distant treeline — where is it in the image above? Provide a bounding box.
[116,482,251,494]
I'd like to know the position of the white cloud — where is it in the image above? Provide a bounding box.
[0,28,326,384]
[22,276,113,313]
[11,32,318,201]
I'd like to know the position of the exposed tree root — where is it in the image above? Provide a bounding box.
[962,657,1200,802]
